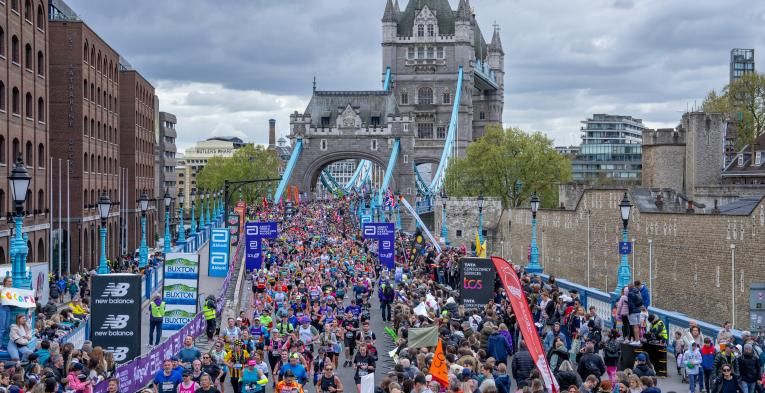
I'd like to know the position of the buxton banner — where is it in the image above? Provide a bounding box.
[162,253,200,337]
[91,274,142,364]
[208,228,230,277]
[458,257,496,309]
[244,221,278,271]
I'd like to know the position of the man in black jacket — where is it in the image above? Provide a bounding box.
[739,344,761,393]
[511,342,534,389]
[576,345,606,381]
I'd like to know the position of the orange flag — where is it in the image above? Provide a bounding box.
[430,339,449,387]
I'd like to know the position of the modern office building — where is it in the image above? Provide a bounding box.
[157,111,177,195]
[571,114,645,183]
[730,48,755,83]
[0,0,50,267]
[49,1,123,271]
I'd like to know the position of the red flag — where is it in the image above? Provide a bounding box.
[430,339,449,387]
[491,256,559,393]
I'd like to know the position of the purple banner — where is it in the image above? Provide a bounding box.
[95,235,244,393]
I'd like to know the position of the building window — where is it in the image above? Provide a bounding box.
[10,0,18,13]
[36,97,43,122]
[11,36,18,64]
[0,136,5,164]
[23,0,30,20]
[36,5,43,30]
[320,139,327,151]
[442,91,450,104]
[437,126,446,139]
[437,46,444,58]
[36,51,43,76]
[408,47,414,59]
[417,24,424,37]
[0,81,4,111]
[456,230,462,237]
[11,139,19,161]
[418,87,433,104]
[24,141,31,165]
[0,28,4,57]
[24,92,31,118]
[427,24,434,37]
[11,87,19,114]
[427,47,434,58]
[417,47,424,59]
[83,43,88,63]
[401,92,408,105]
[417,123,433,139]
[370,116,380,126]
[371,139,378,151]
[321,116,330,127]
[738,154,744,167]
[479,111,485,120]
[756,152,762,166]
[23,44,31,70]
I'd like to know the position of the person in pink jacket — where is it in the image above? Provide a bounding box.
[615,287,630,339]
[67,362,93,393]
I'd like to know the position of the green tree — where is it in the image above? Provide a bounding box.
[444,125,572,208]
[195,144,281,205]
[701,73,765,156]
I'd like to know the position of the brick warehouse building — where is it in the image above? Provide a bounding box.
[0,0,50,266]
[48,14,121,271]
[118,68,157,256]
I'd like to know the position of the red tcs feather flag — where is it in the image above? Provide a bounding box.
[491,256,559,393]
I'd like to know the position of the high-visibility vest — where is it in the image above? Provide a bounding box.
[203,304,216,320]
[150,302,166,318]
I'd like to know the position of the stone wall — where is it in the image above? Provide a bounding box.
[505,188,765,329]
[436,197,504,253]
[642,144,685,191]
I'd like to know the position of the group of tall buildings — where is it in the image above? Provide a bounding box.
[562,48,756,185]
[0,0,187,274]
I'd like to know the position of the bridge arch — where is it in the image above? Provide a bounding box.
[301,150,393,193]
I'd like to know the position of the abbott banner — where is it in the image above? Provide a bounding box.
[91,274,142,364]
[459,257,496,309]
[162,253,200,337]
[208,228,230,277]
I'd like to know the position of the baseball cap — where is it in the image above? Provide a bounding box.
[636,353,647,362]
[170,356,179,361]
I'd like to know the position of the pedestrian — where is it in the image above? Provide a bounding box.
[203,296,217,341]
[738,344,761,393]
[684,342,703,393]
[149,295,165,347]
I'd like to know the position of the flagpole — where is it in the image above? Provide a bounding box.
[58,159,62,278]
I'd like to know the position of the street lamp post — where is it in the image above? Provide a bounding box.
[8,158,31,289]
[190,190,197,234]
[97,193,112,274]
[440,189,449,246]
[177,190,186,242]
[616,192,633,294]
[199,190,206,227]
[163,190,172,254]
[477,193,485,243]
[527,192,542,274]
[138,191,149,268]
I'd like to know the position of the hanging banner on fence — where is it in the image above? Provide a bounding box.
[245,221,279,271]
[362,222,395,269]
[209,228,230,277]
[91,274,142,364]
[491,256,559,393]
[0,287,36,308]
[162,253,200,337]
[228,214,240,246]
[459,257,496,309]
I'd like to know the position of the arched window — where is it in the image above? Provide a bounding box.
[97,51,101,72]
[36,5,44,30]
[103,58,107,74]
[0,81,5,111]
[90,119,94,136]
[36,51,43,76]
[24,92,32,118]
[83,153,88,171]
[36,238,43,263]
[12,138,19,161]
[25,140,32,166]
[11,87,19,114]
[11,36,19,63]
[0,136,5,164]
[103,91,106,107]
[24,43,31,70]
[90,47,95,66]
[83,79,88,99]
[90,83,94,101]
[0,190,4,217]
[418,87,433,105]
[108,94,112,111]
[417,24,424,37]
[83,42,88,63]
[37,143,43,167]
[10,0,18,13]
[97,155,101,172]
[83,116,88,135]
[96,121,100,139]
[37,189,43,212]
[427,24,434,37]
[37,97,43,122]
[109,61,113,79]
[0,27,5,56]
[23,0,31,20]
[90,154,94,172]
[96,87,100,105]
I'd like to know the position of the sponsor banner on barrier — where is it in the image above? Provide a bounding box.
[362,222,395,269]
[91,274,142,364]
[0,287,36,308]
[162,253,199,337]
[244,222,278,271]
[458,257,496,309]
[208,229,230,277]
[163,254,200,279]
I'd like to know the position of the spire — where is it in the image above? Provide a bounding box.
[456,0,471,21]
[382,0,397,22]
[490,23,504,54]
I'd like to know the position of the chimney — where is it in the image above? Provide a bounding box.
[268,119,276,146]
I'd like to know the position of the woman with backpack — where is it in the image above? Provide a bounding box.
[602,329,621,386]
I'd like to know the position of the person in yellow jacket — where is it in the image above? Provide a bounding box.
[149,295,166,347]
[203,296,217,341]
[68,297,88,319]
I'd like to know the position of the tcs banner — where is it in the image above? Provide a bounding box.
[459,258,496,309]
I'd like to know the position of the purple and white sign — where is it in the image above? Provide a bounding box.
[362,222,395,269]
[245,222,278,271]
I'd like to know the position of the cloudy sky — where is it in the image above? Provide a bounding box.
[66,0,765,151]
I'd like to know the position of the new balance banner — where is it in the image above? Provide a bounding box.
[162,253,200,337]
[208,228,230,277]
[459,257,496,309]
[244,221,278,271]
[362,222,395,269]
[91,274,142,364]
[491,256,559,393]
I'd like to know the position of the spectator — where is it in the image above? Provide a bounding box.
[684,342,703,393]
[576,345,605,381]
[738,344,761,393]
[8,314,34,361]
[632,353,656,379]
[554,360,581,391]
[511,342,534,389]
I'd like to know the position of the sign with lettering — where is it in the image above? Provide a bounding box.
[619,241,632,255]
[245,222,278,271]
[0,287,36,308]
[362,222,395,269]
[91,274,142,363]
[208,229,230,277]
[162,253,200,337]
[459,258,497,309]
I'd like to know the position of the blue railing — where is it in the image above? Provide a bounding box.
[429,66,463,193]
[273,138,303,202]
[377,138,400,205]
[473,59,499,89]
[538,274,743,353]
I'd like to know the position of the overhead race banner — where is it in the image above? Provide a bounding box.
[362,222,395,269]
[91,274,142,364]
[209,228,230,277]
[244,221,278,271]
[162,253,200,337]
[491,256,559,393]
[459,257,496,309]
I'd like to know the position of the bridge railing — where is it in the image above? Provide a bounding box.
[537,273,743,352]
[474,59,499,87]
